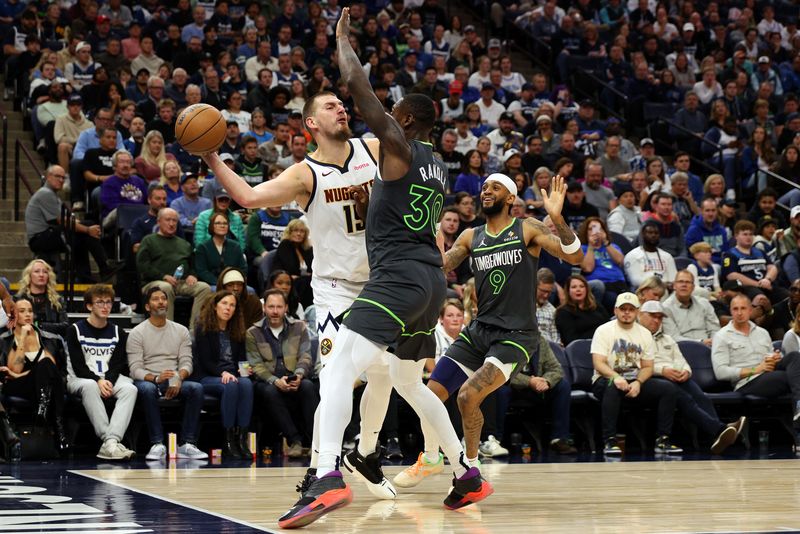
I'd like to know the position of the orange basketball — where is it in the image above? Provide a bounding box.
[175,104,226,155]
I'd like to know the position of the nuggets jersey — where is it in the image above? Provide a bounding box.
[304,138,376,283]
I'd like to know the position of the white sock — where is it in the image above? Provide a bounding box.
[420,414,441,464]
[309,405,321,469]
[316,327,387,477]
[389,358,468,478]
[357,362,392,458]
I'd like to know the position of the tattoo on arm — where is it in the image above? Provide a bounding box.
[552,218,576,245]
[443,243,469,273]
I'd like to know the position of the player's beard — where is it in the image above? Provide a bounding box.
[482,197,507,216]
[330,123,353,142]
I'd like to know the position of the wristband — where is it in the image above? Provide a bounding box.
[560,235,581,254]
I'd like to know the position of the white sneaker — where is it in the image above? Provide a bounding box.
[145,443,166,460]
[177,442,208,460]
[98,439,123,460]
[116,443,136,460]
[478,435,509,458]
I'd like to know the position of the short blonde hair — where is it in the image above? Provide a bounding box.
[689,242,712,255]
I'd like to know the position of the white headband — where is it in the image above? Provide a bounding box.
[484,173,517,197]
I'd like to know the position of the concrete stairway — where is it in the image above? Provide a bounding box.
[0,98,47,284]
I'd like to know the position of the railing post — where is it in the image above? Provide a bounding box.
[2,113,7,200]
[14,140,19,221]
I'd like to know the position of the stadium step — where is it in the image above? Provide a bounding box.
[0,99,48,284]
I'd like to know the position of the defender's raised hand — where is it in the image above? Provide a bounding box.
[336,7,351,40]
[541,174,568,218]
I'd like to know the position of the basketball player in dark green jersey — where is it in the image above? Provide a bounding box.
[426,172,584,468]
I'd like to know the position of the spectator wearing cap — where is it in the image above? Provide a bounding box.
[624,220,678,290]
[194,188,246,251]
[776,205,800,257]
[126,68,150,103]
[216,267,263,328]
[172,174,211,229]
[751,55,783,96]
[607,182,641,243]
[533,114,560,155]
[396,49,421,89]
[506,83,538,128]
[486,111,522,158]
[639,299,745,454]
[440,80,465,123]
[87,15,112,54]
[562,179,599,231]
[219,120,243,158]
[65,41,102,91]
[685,197,730,264]
[54,94,92,173]
[582,162,617,219]
[453,114,478,155]
[754,216,779,264]
[629,137,659,172]
[669,92,708,159]
[687,241,722,295]
[195,211,248,287]
[590,292,683,455]
[201,153,238,201]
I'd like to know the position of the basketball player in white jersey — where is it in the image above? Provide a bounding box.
[202,91,397,499]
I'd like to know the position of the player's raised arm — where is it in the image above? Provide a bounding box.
[525,175,584,264]
[201,152,308,209]
[440,227,474,273]
[336,8,411,180]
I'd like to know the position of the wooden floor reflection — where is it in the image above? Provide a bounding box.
[75,459,800,533]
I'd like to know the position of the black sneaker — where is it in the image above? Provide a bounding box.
[603,438,622,455]
[550,438,577,455]
[385,437,404,460]
[296,468,317,494]
[655,435,683,454]
[343,449,397,499]
[278,471,352,529]
[443,467,494,510]
[710,426,737,455]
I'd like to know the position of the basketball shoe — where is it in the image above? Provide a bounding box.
[393,452,444,488]
[342,449,397,499]
[443,467,493,510]
[278,471,353,529]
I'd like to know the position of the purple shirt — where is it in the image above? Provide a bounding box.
[100,174,147,217]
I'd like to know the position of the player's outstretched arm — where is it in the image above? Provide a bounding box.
[201,152,308,209]
[526,175,584,264]
[441,228,474,273]
[336,8,411,181]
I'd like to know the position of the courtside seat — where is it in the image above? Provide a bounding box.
[678,341,744,405]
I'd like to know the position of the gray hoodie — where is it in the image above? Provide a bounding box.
[607,204,641,243]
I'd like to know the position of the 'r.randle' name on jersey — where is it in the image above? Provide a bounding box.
[473,249,524,271]
[419,163,447,187]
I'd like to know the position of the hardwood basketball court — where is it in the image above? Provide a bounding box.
[69,459,800,533]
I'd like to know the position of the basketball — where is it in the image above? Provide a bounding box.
[175,104,226,155]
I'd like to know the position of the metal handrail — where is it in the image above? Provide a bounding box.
[570,68,627,122]
[758,167,800,213]
[655,116,728,180]
[14,139,44,220]
[0,108,7,200]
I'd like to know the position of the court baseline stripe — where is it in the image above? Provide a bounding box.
[68,470,277,533]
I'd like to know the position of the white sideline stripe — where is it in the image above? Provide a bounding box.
[68,471,277,533]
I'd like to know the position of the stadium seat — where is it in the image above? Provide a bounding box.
[113,203,149,261]
[674,256,693,271]
[610,231,634,256]
[678,341,743,405]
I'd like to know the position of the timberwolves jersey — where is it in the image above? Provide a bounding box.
[471,218,539,332]
[304,138,376,283]
[366,140,447,269]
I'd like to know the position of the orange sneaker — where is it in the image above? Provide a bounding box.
[393,452,444,488]
[278,471,353,529]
